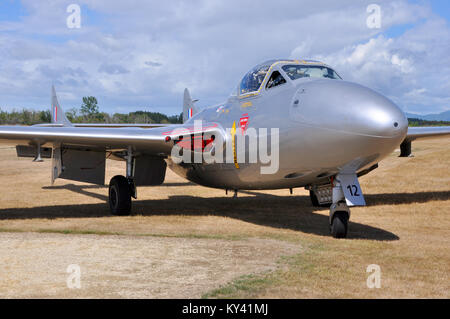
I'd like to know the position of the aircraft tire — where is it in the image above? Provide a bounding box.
[109,175,132,216]
[330,211,348,238]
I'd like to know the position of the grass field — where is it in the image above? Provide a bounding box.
[0,138,448,298]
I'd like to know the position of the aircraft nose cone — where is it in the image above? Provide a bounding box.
[357,90,408,138]
[290,80,408,138]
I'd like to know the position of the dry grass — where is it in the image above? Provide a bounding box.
[0,138,448,298]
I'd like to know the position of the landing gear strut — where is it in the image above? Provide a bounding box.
[108,147,136,216]
[329,177,350,238]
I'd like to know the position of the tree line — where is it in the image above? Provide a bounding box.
[2,96,448,127]
[408,118,450,127]
[0,96,183,125]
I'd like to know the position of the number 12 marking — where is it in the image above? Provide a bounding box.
[347,185,359,196]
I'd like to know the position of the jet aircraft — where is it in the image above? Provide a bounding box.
[0,59,449,238]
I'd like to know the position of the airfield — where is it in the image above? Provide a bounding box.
[0,138,448,298]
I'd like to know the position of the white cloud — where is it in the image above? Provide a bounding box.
[0,0,448,115]
[307,15,450,114]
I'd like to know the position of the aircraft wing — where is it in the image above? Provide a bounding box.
[400,126,450,157]
[0,123,222,154]
[35,123,172,128]
[405,126,450,141]
[0,125,176,155]
[0,123,224,185]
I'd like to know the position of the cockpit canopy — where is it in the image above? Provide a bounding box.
[238,59,342,97]
[239,61,273,95]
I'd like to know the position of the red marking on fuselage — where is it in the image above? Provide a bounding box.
[239,114,249,135]
[174,134,215,152]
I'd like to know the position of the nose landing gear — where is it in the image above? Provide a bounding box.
[307,182,349,237]
[329,202,350,238]
[329,177,351,238]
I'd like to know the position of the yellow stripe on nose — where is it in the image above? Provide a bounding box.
[231,121,239,169]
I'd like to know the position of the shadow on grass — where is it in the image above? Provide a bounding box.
[13,185,450,241]
[41,182,195,201]
[364,191,450,206]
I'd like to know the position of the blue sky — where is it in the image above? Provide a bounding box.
[0,1,24,21]
[0,0,449,115]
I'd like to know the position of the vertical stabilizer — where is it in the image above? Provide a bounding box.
[183,88,198,123]
[51,86,72,126]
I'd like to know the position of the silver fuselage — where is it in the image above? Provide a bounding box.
[169,72,408,190]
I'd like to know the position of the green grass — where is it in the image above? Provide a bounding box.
[202,272,279,299]
[202,241,326,298]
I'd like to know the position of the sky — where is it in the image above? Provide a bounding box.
[0,0,449,115]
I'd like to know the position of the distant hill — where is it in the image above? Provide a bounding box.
[405,110,450,121]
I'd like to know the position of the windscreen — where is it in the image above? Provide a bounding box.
[282,65,342,80]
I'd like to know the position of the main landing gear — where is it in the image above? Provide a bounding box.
[108,147,136,216]
[109,175,132,215]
